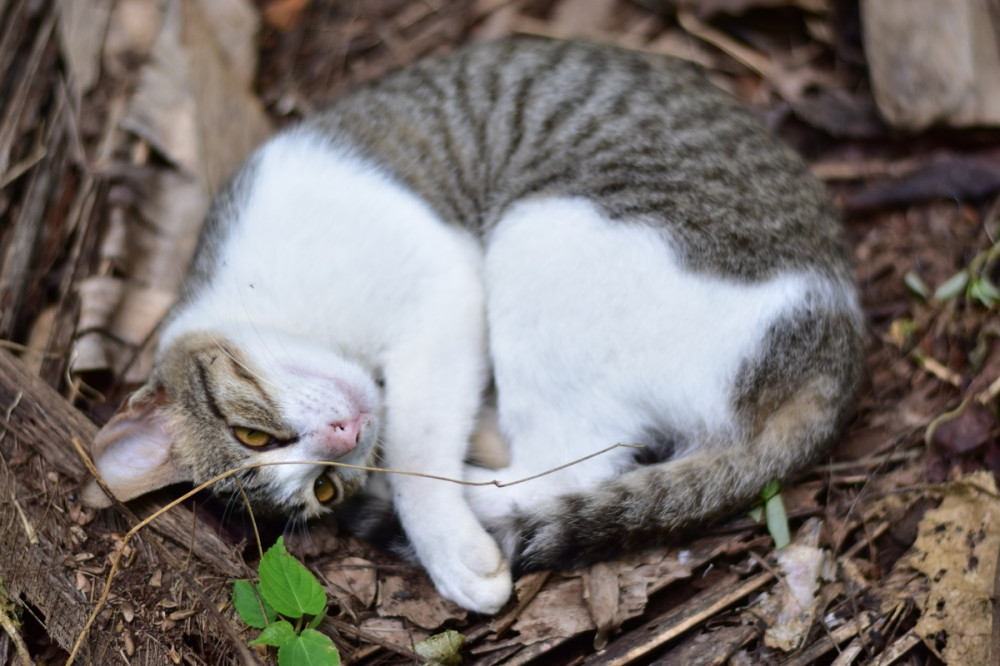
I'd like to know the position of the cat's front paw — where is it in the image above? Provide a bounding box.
[425,527,513,614]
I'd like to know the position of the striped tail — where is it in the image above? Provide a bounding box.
[499,375,852,575]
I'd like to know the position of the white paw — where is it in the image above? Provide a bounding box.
[422,520,513,614]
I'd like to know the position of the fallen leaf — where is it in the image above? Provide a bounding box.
[122,0,269,188]
[56,0,114,103]
[907,471,1000,665]
[322,557,378,608]
[761,519,832,651]
[845,151,1000,213]
[74,0,271,384]
[414,630,464,666]
[512,577,595,646]
[550,0,617,38]
[74,277,175,379]
[930,403,998,458]
[359,616,429,650]
[861,0,1000,129]
[102,0,164,77]
[578,539,733,649]
[377,574,466,630]
[583,562,620,649]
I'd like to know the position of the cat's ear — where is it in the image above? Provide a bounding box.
[82,381,192,508]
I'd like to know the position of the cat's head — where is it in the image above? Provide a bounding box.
[82,330,382,519]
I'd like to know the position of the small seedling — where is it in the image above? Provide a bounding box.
[930,233,1000,308]
[903,270,930,301]
[233,537,340,665]
[749,480,791,550]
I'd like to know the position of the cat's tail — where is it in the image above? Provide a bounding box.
[496,372,858,576]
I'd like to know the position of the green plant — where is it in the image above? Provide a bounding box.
[233,537,340,665]
[904,231,1000,308]
[749,480,791,549]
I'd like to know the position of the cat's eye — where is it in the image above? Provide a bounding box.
[231,426,274,448]
[313,473,342,505]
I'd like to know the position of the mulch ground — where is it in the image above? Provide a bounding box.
[1,1,999,664]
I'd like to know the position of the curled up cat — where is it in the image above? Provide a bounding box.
[83,38,865,615]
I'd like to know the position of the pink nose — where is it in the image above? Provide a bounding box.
[320,417,362,457]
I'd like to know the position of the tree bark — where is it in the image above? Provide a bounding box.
[0,349,247,663]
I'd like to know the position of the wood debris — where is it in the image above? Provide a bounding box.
[1,0,1000,663]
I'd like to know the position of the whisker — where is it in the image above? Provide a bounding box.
[282,514,298,538]
[221,488,242,526]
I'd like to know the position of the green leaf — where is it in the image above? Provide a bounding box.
[258,537,327,619]
[233,579,276,629]
[277,628,340,666]
[765,491,791,550]
[759,480,782,502]
[414,630,465,666]
[903,271,930,300]
[934,269,969,301]
[980,276,1000,304]
[970,276,1000,308]
[250,620,296,647]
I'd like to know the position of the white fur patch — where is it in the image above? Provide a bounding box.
[465,197,840,522]
[163,133,510,612]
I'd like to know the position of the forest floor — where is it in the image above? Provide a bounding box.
[1,0,1000,664]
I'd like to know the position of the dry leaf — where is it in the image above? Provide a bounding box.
[73,277,176,380]
[121,0,269,188]
[931,404,998,457]
[322,556,378,608]
[583,562,620,649]
[103,0,164,77]
[845,151,1000,213]
[761,519,833,651]
[861,0,1000,129]
[549,0,617,38]
[643,30,717,69]
[359,617,429,650]
[512,577,595,646]
[74,0,271,383]
[377,573,467,630]
[907,471,1000,666]
[57,0,114,104]
[414,630,464,666]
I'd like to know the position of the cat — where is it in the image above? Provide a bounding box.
[82,37,865,615]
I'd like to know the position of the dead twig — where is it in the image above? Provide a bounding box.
[68,438,640,662]
[992,537,1000,665]
[581,572,774,666]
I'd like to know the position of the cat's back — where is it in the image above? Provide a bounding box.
[306,38,849,282]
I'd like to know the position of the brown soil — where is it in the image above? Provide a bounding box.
[1,1,999,664]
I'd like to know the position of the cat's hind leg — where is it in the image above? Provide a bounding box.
[506,310,863,573]
[470,196,864,571]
